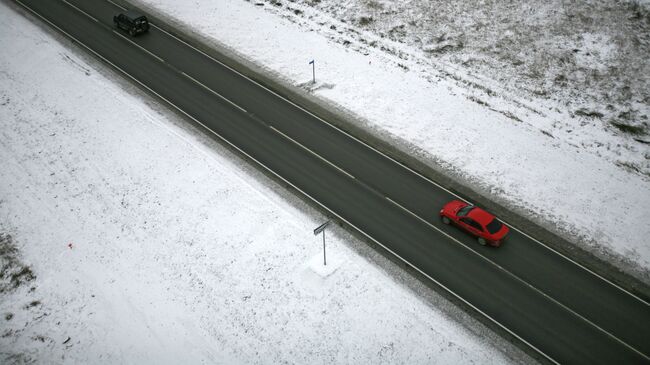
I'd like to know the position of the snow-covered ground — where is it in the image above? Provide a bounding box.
[0,2,524,363]
[133,0,650,281]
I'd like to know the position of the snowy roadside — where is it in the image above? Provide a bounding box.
[0,2,524,363]
[132,0,650,281]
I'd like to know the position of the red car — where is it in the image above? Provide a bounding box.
[440,200,509,247]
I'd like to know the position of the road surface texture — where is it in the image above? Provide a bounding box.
[11,0,650,363]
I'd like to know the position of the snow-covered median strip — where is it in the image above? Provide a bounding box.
[134,0,650,280]
[0,3,520,363]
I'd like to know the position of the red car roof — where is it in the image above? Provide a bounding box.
[467,206,495,226]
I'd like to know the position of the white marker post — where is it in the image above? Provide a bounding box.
[313,220,330,265]
[309,59,315,84]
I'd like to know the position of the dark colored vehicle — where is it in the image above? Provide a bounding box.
[440,200,509,247]
[113,10,149,37]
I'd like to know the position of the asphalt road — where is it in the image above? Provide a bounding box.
[13,0,650,363]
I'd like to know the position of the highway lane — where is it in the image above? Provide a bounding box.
[13,0,650,363]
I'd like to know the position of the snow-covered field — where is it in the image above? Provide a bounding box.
[134,0,650,281]
[0,2,523,363]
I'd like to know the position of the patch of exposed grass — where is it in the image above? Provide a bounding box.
[0,234,17,257]
[501,110,523,123]
[358,16,373,26]
[611,121,645,135]
[424,38,464,54]
[532,89,548,97]
[615,161,649,177]
[0,233,36,293]
[11,267,35,288]
[554,74,568,86]
[541,130,555,138]
[468,95,489,106]
[575,108,604,118]
[23,300,41,309]
[364,0,383,10]
[397,63,409,71]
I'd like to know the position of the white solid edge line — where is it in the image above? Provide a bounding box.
[106,0,126,9]
[15,2,559,363]
[123,1,650,307]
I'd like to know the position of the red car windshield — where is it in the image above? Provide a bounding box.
[457,205,474,217]
[486,218,503,234]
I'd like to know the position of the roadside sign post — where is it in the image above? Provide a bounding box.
[313,220,330,265]
[309,59,315,84]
